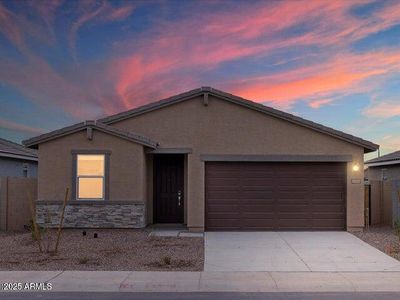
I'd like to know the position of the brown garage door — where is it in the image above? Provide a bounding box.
[205,162,346,231]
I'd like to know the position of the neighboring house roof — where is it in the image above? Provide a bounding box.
[365,150,400,167]
[98,87,379,153]
[23,120,158,149]
[0,137,38,161]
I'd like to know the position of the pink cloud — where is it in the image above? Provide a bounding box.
[109,0,400,110]
[0,3,27,53]
[1,0,400,121]
[309,99,334,109]
[0,55,104,119]
[225,50,400,109]
[69,1,135,61]
[0,118,46,135]
[104,4,135,21]
[363,101,400,118]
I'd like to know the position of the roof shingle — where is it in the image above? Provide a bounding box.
[99,87,379,153]
[0,137,37,160]
[365,150,400,165]
[23,121,158,149]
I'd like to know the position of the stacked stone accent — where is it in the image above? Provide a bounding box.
[36,202,145,228]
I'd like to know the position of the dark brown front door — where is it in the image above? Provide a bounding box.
[205,162,346,231]
[154,155,184,223]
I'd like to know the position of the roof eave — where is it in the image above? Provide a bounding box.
[98,87,379,153]
[0,151,38,161]
[22,121,158,149]
[365,160,400,167]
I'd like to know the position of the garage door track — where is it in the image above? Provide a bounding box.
[204,232,400,272]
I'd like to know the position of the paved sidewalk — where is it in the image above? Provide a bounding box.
[2,271,400,292]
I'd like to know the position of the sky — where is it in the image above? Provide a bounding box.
[0,0,400,160]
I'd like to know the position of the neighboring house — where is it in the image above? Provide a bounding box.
[365,151,400,181]
[23,87,379,231]
[364,151,400,226]
[0,137,38,177]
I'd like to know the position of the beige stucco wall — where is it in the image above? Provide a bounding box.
[110,95,365,231]
[38,130,146,203]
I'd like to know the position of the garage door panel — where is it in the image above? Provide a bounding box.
[240,219,275,229]
[312,212,345,219]
[241,191,274,199]
[207,214,240,221]
[242,201,275,207]
[241,205,275,212]
[207,190,240,199]
[313,191,343,199]
[205,162,346,231]
[242,178,275,186]
[207,178,239,186]
[241,213,275,220]
[207,204,240,213]
[276,203,310,214]
[312,180,344,187]
[313,204,344,212]
[278,212,310,220]
[278,219,312,229]
[312,219,345,229]
[275,189,310,200]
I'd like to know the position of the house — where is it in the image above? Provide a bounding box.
[365,151,400,181]
[364,151,400,226]
[0,137,37,231]
[0,137,38,177]
[23,87,379,231]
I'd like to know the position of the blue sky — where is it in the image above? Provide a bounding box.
[0,0,400,159]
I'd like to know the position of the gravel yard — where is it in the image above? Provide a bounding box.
[0,229,204,271]
[352,226,400,260]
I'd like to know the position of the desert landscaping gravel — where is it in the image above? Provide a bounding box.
[0,229,204,271]
[352,226,400,260]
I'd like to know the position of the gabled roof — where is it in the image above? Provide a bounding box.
[23,120,158,149]
[365,150,400,167]
[99,87,379,153]
[0,137,38,161]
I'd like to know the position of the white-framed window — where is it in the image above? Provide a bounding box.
[76,154,105,200]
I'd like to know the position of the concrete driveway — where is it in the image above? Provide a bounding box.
[204,232,400,272]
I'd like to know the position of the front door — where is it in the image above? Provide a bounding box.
[154,154,184,223]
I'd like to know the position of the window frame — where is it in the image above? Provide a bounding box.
[71,150,111,201]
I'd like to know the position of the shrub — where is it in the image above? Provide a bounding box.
[394,220,400,241]
[78,256,90,264]
[26,219,45,241]
[162,256,171,265]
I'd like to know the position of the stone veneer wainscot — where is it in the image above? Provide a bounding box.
[36,202,145,228]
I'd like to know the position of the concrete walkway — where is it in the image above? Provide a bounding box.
[205,232,400,272]
[2,271,400,292]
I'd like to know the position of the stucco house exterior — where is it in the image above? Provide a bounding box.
[23,87,379,232]
[365,151,400,181]
[0,137,38,178]
[364,150,400,226]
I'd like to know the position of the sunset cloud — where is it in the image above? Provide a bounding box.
[363,100,400,118]
[0,0,400,150]
[308,99,334,109]
[0,118,45,135]
[69,1,135,61]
